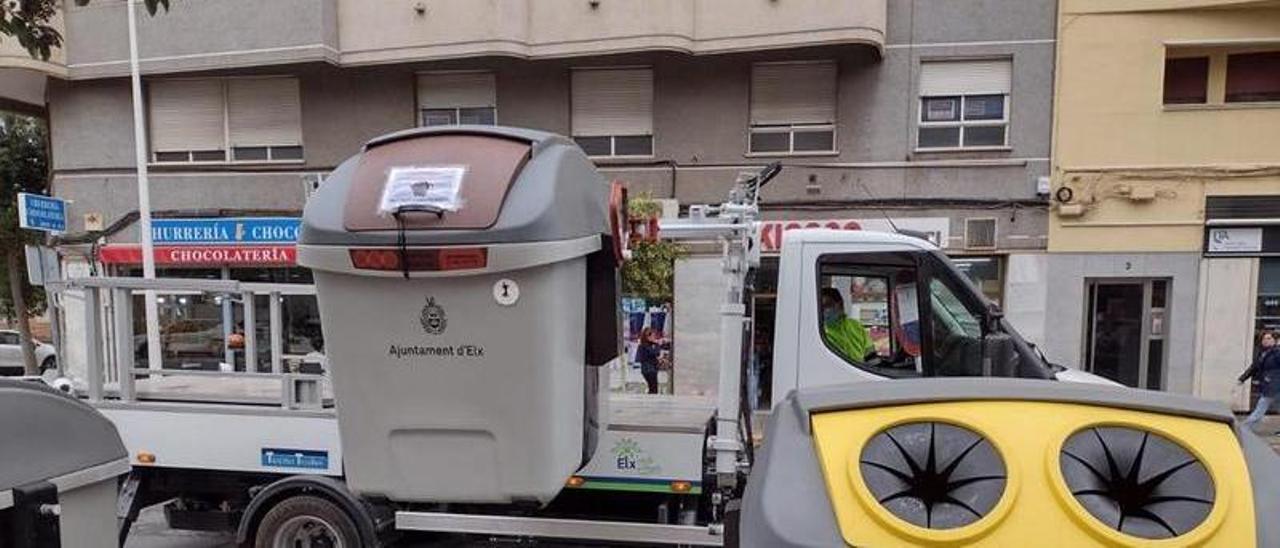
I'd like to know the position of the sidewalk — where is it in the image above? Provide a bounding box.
[1246,415,1280,452]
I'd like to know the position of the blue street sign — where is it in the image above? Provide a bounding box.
[151,217,301,245]
[17,193,67,233]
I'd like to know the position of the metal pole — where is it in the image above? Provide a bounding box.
[243,291,257,372]
[269,291,282,373]
[127,0,163,372]
[113,288,136,402]
[221,266,233,367]
[712,234,746,490]
[84,287,103,402]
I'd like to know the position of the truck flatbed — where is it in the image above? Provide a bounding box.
[609,394,716,434]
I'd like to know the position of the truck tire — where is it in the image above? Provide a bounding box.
[253,495,361,548]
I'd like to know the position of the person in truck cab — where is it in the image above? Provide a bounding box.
[820,287,874,363]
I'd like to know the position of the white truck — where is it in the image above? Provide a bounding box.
[61,126,1093,546]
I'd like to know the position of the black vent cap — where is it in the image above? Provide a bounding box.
[859,422,1006,529]
[1060,426,1214,539]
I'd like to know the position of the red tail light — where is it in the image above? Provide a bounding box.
[349,248,488,272]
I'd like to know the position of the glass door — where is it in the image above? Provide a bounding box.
[1084,279,1168,389]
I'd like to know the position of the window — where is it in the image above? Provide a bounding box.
[571,68,653,158]
[0,332,17,345]
[1163,57,1209,104]
[417,71,497,127]
[952,256,1004,307]
[918,60,1011,150]
[125,267,318,371]
[818,263,922,378]
[149,77,303,164]
[749,61,837,154]
[1226,51,1280,103]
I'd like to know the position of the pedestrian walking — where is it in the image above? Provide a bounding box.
[636,327,662,395]
[1238,330,1280,432]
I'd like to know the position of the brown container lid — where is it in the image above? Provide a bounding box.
[343,134,531,232]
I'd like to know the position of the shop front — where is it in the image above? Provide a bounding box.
[1196,209,1280,408]
[94,217,319,372]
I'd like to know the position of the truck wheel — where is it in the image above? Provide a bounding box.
[40,357,55,373]
[253,495,360,548]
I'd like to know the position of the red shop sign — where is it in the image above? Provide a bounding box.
[757,219,864,253]
[98,244,297,266]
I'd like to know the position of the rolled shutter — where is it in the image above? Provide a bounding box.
[149,79,225,152]
[750,61,837,126]
[919,60,1012,96]
[227,77,302,147]
[417,72,496,109]
[571,68,653,137]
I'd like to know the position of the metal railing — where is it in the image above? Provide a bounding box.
[49,277,326,409]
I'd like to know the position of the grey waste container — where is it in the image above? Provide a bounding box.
[299,126,619,504]
[0,378,129,547]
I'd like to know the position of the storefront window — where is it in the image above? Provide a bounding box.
[1257,259,1280,334]
[126,266,319,371]
[952,256,1004,306]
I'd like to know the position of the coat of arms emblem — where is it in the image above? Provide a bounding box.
[420,297,447,335]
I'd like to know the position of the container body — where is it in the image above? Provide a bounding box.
[314,257,587,503]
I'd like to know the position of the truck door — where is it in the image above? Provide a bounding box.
[790,245,927,391]
[783,244,1049,395]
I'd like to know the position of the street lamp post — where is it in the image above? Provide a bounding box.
[126,0,162,371]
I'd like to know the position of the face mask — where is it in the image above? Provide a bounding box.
[823,308,840,325]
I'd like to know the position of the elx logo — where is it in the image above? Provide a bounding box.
[611,438,660,475]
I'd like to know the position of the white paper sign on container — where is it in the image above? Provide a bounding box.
[378,165,468,216]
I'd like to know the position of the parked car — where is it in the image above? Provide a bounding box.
[0,330,57,375]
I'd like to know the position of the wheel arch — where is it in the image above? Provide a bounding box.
[235,475,379,547]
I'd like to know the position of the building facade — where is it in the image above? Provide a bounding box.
[2,0,1055,391]
[1047,0,1280,403]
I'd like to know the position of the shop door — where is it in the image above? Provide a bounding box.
[1084,279,1168,389]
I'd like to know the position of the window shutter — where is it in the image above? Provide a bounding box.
[920,60,1012,96]
[750,61,837,126]
[571,68,653,137]
[417,72,496,109]
[149,79,225,152]
[227,77,302,147]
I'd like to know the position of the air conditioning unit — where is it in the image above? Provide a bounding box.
[964,218,998,250]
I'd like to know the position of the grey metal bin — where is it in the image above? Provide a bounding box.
[0,379,130,547]
[298,126,618,504]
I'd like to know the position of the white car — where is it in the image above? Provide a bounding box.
[0,329,57,375]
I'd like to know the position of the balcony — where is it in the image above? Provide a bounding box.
[0,12,66,111]
[338,0,887,65]
[62,0,338,79]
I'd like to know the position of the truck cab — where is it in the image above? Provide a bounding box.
[772,228,1056,403]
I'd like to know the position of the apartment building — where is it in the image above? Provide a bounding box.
[1047,0,1280,403]
[0,0,1056,388]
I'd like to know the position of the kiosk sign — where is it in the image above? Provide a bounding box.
[17,193,66,233]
